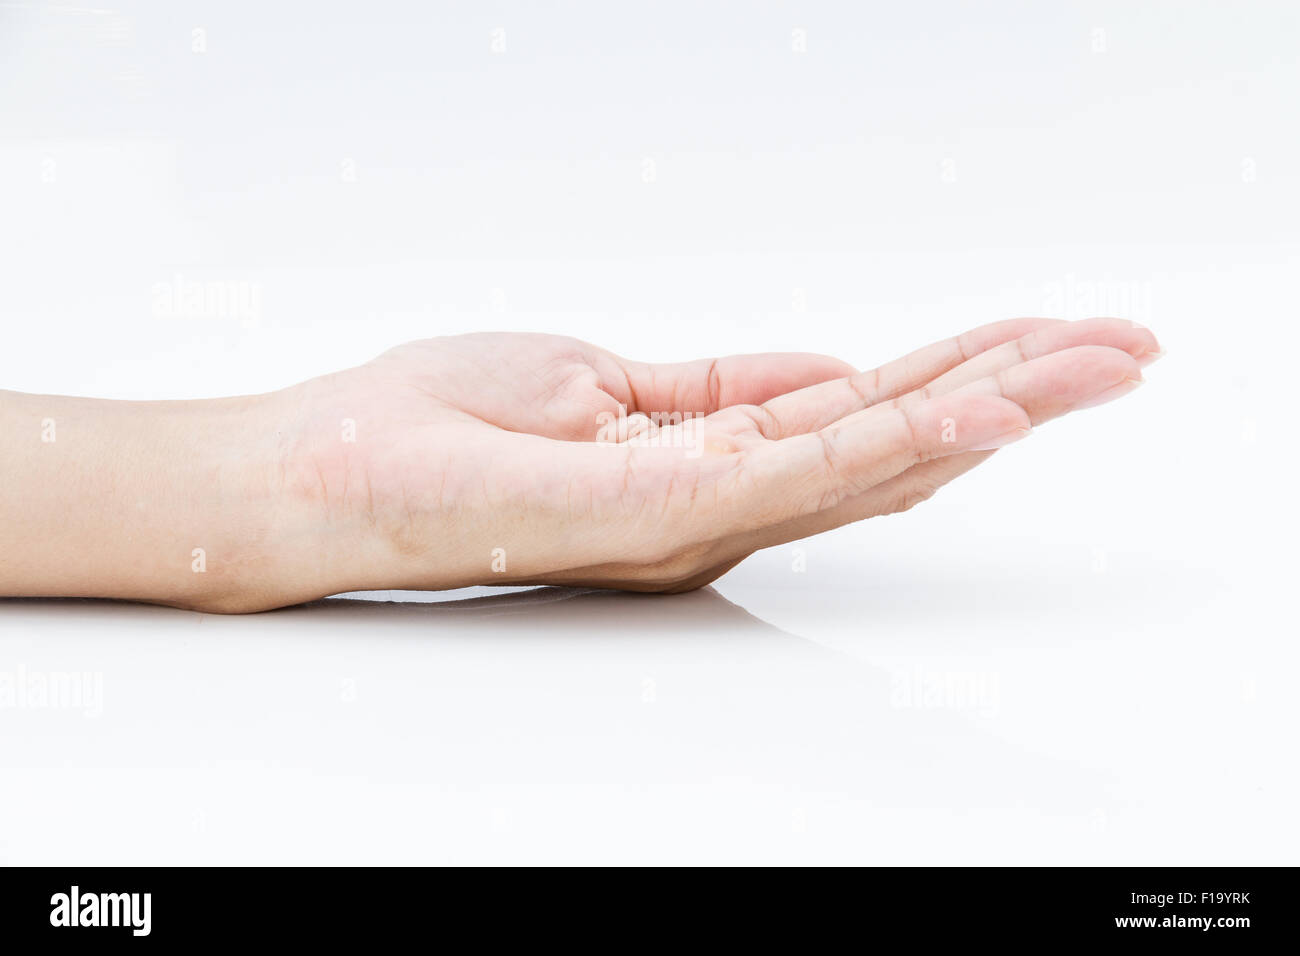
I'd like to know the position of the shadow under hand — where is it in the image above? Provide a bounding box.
[283,584,801,643]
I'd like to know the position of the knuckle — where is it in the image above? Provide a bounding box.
[890,481,940,515]
[732,403,782,439]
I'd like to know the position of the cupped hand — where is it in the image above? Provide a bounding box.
[272,318,1160,603]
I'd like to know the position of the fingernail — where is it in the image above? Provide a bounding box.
[1137,347,1166,369]
[971,426,1033,451]
[1075,377,1143,411]
[1129,320,1150,331]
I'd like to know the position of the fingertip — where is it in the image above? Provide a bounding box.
[1064,343,1145,378]
[1073,376,1144,411]
[1137,347,1167,369]
[811,354,861,378]
[970,425,1033,451]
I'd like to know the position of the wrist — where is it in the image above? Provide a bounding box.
[264,374,453,604]
[0,388,334,612]
[268,369,500,600]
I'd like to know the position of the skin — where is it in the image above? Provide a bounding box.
[0,317,1161,612]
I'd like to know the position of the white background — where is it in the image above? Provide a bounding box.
[1,1,1296,864]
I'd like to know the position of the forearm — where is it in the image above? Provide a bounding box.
[0,388,327,612]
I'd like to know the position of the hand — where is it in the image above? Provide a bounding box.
[273,318,1161,606]
[0,318,1159,612]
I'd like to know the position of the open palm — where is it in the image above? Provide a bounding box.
[283,318,1159,597]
